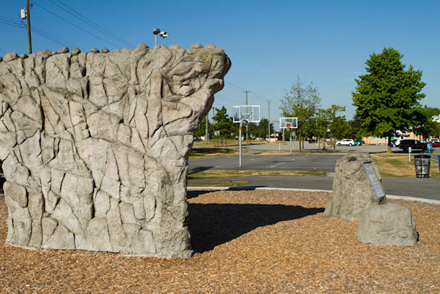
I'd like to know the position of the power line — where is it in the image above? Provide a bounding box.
[0,16,78,49]
[32,25,78,48]
[226,82,271,102]
[32,1,123,49]
[47,0,135,48]
[0,18,26,29]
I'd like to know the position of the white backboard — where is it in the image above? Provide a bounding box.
[280,117,298,129]
[232,105,260,123]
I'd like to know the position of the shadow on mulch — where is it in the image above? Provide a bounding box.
[187,203,324,253]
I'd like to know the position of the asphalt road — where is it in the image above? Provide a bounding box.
[189,175,440,202]
[189,143,440,201]
[189,154,343,172]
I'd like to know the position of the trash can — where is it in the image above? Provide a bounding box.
[414,155,431,178]
[427,143,433,154]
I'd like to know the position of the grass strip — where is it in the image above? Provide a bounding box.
[371,153,439,178]
[189,148,238,159]
[187,181,248,187]
[188,169,327,179]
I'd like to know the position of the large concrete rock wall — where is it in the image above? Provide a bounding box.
[0,44,230,257]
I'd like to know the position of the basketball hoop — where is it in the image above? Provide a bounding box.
[233,105,261,168]
[280,117,298,155]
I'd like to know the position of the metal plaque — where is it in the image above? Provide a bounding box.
[364,163,385,198]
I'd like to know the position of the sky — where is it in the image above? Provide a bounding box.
[1,0,439,130]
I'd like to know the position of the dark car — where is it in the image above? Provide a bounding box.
[398,139,427,152]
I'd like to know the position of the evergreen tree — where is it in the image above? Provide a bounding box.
[352,47,426,152]
[255,118,274,139]
[212,106,235,139]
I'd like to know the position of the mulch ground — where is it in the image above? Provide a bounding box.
[1,190,439,293]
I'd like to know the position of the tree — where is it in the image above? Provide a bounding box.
[348,115,364,141]
[255,118,274,139]
[194,115,213,141]
[352,47,426,152]
[212,106,235,139]
[280,76,321,151]
[412,106,440,138]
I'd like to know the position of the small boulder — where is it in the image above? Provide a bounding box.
[356,203,418,246]
[58,47,69,53]
[3,52,18,62]
[323,153,386,221]
[72,48,81,55]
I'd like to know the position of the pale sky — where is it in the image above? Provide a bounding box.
[1,0,439,129]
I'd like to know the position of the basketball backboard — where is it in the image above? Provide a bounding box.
[232,105,260,123]
[280,117,298,129]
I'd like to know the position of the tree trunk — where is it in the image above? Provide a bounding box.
[387,133,392,153]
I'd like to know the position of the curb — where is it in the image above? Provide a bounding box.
[187,187,440,205]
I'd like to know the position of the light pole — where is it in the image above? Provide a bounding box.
[153,28,168,47]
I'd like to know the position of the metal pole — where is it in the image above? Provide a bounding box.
[26,0,32,54]
[239,121,242,167]
[244,91,249,143]
[290,130,292,154]
[267,101,270,141]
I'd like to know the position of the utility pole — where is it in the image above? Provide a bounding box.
[244,90,250,143]
[26,0,32,54]
[267,100,271,141]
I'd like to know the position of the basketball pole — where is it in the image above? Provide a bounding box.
[239,121,242,167]
[288,126,292,154]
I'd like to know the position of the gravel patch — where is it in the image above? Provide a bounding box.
[1,190,439,293]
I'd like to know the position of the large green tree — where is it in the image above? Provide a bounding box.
[280,76,321,151]
[352,47,426,152]
[412,106,440,138]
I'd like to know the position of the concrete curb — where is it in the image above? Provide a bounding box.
[187,187,440,205]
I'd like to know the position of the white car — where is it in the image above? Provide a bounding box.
[336,139,355,146]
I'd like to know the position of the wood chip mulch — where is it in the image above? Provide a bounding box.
[1,190,439,293]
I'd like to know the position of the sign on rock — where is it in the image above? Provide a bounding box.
[364,163,385,199]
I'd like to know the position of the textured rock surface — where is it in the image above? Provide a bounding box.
[356,203,418,246]
[0,43,230,257]
[323,153,386,221]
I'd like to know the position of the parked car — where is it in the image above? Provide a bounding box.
[398,139,427,152]
[431,141,440,148]
[390,139,403,147]
[354,140,362,146]
[336,139,355,146]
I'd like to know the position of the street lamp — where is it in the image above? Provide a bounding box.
[153,28,168,46]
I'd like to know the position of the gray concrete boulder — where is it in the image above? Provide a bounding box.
[356,203,418,246]
[0,44,230,258]
[323,153,386,221]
